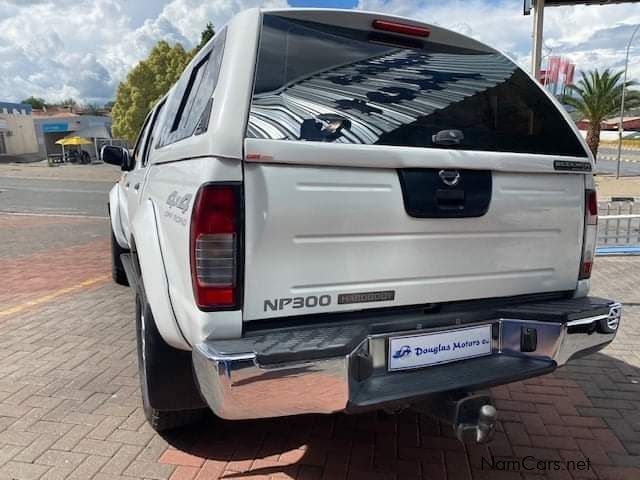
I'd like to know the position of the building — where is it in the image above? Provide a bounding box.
[32,108,113,160]
[602,116,640,131]
[0,102,40,163]
[576,116,640,132]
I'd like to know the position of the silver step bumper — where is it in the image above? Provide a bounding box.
[192,302,621,420]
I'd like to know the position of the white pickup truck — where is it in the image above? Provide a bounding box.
[104,8,622,443]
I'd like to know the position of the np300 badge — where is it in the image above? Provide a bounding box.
[264,295,332,312]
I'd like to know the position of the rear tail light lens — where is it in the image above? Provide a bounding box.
[579,189,598,280]
[190,184,241,309]
[372,19,431,38]
[586,189,598,226]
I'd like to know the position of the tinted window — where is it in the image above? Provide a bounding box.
[247,15,587,158]
[156,74,189,148]
[143,100,165,166]
[157,29,226,147]
[132,111,153,166]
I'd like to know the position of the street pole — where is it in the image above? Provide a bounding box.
[616,23,640,179]
[542,46,553,90]
[532,0,545,80]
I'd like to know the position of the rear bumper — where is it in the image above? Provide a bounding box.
[192,298,622,420]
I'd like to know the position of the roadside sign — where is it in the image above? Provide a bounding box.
[543,0,639,4]
[42,122,69,133]
[524,0,533,15]
[526,0,639,13]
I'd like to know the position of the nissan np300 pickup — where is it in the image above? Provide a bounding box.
[103,8,622,443]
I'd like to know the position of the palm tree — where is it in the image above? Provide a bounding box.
[565,69,639,158]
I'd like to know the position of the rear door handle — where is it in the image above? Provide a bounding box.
[133,183,140,191]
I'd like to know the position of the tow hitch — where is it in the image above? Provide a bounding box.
[415,392,498,444]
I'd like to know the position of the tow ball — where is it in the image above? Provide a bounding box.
[454,398,498,444]
[414,392,498,444]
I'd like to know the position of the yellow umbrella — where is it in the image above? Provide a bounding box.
[55,136,93,163]
[55,136,92,145]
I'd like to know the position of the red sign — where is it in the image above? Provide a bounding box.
[548,56,561,83]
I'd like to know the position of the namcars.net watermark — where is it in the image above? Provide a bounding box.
[482,455,591,473]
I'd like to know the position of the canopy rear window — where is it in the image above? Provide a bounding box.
[247,14,587,158]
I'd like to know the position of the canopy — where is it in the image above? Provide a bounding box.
[55,136,92,146]
[73,125,112,140]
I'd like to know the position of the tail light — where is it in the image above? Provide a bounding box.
[579,189,598,280]
[372,19,431,38]
[190,184,241,310]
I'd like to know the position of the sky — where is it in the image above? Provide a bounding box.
[0,0,639,105]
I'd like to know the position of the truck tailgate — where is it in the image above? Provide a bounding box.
[242,156,584,321]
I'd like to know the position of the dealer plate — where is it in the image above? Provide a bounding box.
[388,324,493,371]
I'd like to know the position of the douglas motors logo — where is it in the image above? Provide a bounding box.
[392,345,412,359]
[392,341,486,360]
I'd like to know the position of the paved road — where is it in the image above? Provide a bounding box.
[596,148,640,176]
[0,177,111,218]
[599,147,640,160]
[0,190,638,478]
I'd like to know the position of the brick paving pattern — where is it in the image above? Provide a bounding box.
[0,211,638,479]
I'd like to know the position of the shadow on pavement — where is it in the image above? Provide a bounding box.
[156,349,640,480]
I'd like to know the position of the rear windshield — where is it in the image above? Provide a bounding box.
[247,14,587,158]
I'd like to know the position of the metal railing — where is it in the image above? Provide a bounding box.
[597,201,640,254]
[599,202,640,245]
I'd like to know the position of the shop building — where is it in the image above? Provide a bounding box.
[0,102,40,163]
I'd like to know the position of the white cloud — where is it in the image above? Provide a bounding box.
[357,0,640,82]
[0,0,638,104]
[0,0,287,104]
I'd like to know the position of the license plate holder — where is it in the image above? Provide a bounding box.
[388,324,493,371]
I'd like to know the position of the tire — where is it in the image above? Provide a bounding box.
[110,228,129,286]
[135,285,206,432]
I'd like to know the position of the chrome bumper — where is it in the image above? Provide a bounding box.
[192,303,621,420]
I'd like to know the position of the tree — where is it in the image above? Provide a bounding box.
[21,96,47,109]
[83,103,101,114]
[112,41,191,142]
[193,22,215,54]
[111,22,215,142]
[625,89,640,107]
[61,98,78,108]
[565,69,639,158]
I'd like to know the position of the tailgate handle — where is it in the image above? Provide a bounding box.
[436,189,465,210]
[397,169,492,219]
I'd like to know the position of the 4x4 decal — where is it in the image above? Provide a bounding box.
[166,191,193,213]
[165,191,193,226]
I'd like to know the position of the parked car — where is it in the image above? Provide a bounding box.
[103,8,622,443]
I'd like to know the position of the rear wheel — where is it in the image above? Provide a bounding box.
[135,286,206,432]
[110,228,129,286]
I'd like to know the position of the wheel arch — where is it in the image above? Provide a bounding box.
[130,199,191,351]
[109,184,129,249]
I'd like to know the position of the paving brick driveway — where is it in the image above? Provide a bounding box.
[0,212,638,480]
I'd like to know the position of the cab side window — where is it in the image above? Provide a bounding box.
[156,28,226,147]
[142,101,165,167]
[131,112,153,167]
